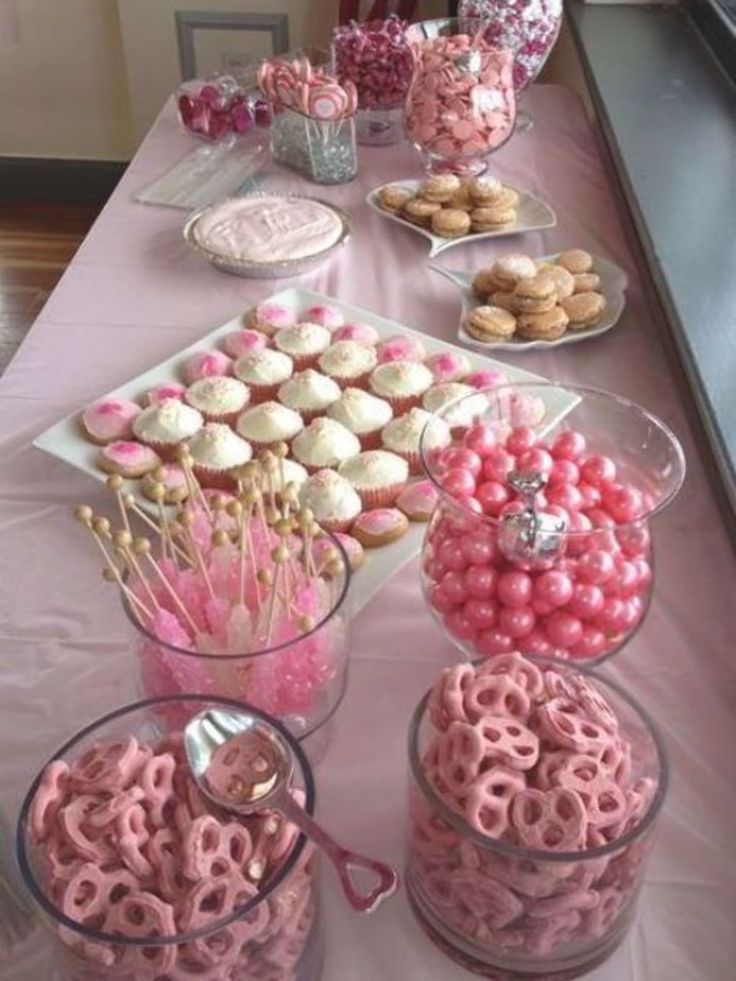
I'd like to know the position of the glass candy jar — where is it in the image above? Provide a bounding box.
[176,72,256,141]
[270,107,357,184]
[16,695,322,981]
[419,383,685,663]
[406,656,669,978]
[405,17,516,176]
[332,15,413,146]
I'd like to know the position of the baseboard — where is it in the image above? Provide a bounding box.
[0,157,128,204]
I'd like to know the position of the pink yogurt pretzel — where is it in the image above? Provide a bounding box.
[474,714,540,771]
[463,672,532,724]
[437,720,486,795]
[62,863,138,929]
[464,766,525,838]
[554,755,627,831]
[105,892,178,978]
[116,802,154,879]
[533,697,610,754]
[450,868,524,928]
[58,794,116,864]
[428,663,475,731]
[139,752,176,828]
[477,651,544,700]
[30,760,70,841]
[510,788,587,851]
[69,736,144,794]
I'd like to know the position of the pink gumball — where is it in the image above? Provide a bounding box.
[424,557,446,582]
[595,598,627,634]
[532,597,556,617]
[498,605,536,638]
[580,454,617,487]
[545,504,570,524]
[577,550,616,585]
[578,482,602,510]
[518,448,554,476]
[545,611,584,648]
[567,512,593,556]
[603,484,645,523]
[476,481,510,517]
[445,610,477,642]
[464,424,497,457]
[546,483,584,513]
[482,448,516,482]
[534,570,574,609]
[440,447,483,476]
[569,626,608,660]
[549,459,580,486]
[618,599,643,631]
[498,500,525,519]
[441,570,468,605]
[497,570,533,608]
[552,430,587,461]
[461,531,495,566]
[439,467,477,499]
[475,629,515,657]
[465,565,497,599]
[464,598,499,630]
[586,508,615,530]
[438,539,468,572]
[518,628,554,656]
[505,426,537,455]
[567,583,605,620]
[465,496,484,516]
[430,586,455,615]
[631,557,652,588]
[617,523,651,558]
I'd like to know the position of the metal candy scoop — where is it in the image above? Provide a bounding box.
[497,470,569,569]
[184,708,399,914]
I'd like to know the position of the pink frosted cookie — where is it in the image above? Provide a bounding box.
[222,328,269,359]
[313,532,365,571]
[465,367,510,390]
[141,464,189,504]
[376,334,427,364]
[144,383,186,406]
[81,398,141,445]
[352,507,409,548]
[426,351,471,384]
[180,350,233,385]
[300,304,344,329]
[245,301,296,336]
[396,479,439,522]
[97,440,161,478]
[332,322,381,346]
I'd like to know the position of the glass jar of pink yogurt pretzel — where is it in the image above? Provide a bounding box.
[419,383,685,664]
[405,17,517,177]
[17,695,322,981]
[406,653,668,978]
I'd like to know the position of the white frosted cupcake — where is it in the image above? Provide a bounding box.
[234,349,293,402]
[245,301,296,336]
[338,449,409,508]
[300,469,362,533]
[369,360,434,415]
[381,407,451,474]
[186,422,252,489]
[318,341,378,389]
[184,376,250,424]
[326,387,393,450]
[291,418,361,473]
[273,322,331,370]
[271,458,309,496]
[423,382,487,430]
[132,398,203,460]
[235,400,304,451]
[277,369,341,423]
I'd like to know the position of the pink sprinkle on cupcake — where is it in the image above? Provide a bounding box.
[181,350,233,385]
[81,398,141,445]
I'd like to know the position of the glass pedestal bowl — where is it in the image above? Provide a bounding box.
[405,17,517,177]
[419,383,685,664]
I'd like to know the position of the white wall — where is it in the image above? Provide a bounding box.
[0,0,134,159]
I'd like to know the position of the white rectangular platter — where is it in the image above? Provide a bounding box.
[35,288,578,614]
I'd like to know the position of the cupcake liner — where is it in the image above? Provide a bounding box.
[192,464,238,491]
[355,480,406,510]
[142,438,183,463]
[247,436,296,455]
[384,394,423,416]
[288,353,322,372]
[317,515,358,535]
[248,382,283,403]
[392,448,422,476]
[358,428,384,451]
[196,408,247,426]
[329,370,372,391]
[297,407,329,425]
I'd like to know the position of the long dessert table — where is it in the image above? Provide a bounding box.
[1,85,735,979]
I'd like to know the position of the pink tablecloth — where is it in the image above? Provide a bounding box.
[1,86,735,980]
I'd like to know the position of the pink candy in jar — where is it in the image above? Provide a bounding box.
[17,697,320,981]
[332,14,414,109]
[177,72,255,141]
[407,653,667,975]
[405,18,516,176]
[419,384,685,663]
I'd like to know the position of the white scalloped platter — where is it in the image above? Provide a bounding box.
[366,179,557,258]
[34,289,579,613]
[431,254,628,353]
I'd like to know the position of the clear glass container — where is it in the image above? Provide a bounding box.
[405,17,516,176]
[128,531,350,756]
[270,106,358,184]
[176,72,255,142]
[16,695,322,981]
[419,383,685,663]
[406,657,668,978]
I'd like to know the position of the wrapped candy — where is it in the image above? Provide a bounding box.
[176,72,257,142]
[332,15,414,110]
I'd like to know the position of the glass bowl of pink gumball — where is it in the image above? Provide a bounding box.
[406,652,668,978]
[419,383,685,664]
[16,694,322,981]
[405,17,517,177]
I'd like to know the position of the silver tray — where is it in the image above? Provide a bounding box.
[183,195,351,279]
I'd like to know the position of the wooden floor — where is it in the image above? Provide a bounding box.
[0,201,99,375]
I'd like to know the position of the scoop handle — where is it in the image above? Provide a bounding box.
[277,793,398,914]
